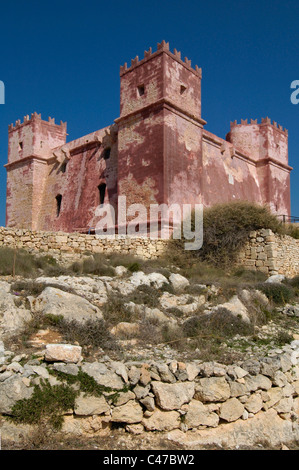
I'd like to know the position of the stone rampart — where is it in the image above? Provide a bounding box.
[0,227,298,276]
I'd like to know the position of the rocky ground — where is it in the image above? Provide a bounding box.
[1,256,299,450]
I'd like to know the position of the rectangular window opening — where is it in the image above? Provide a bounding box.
[60,162,67,173]
[56,194,62,217]
[98,183,106,206]
[104,148,111,160]
[137,85,145,97]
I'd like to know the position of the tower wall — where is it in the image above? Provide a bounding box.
[4,42,293,233]
[227,119,291,216]
[5,113,67,229]
[116,41,205,224]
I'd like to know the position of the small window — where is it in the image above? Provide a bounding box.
[56,194,62,217]
[103,148,111,160]
[137,85,145,97]
[60,162,67,173]
[180,85,187,95]
[98,183,106,206]
[18,142,23,151]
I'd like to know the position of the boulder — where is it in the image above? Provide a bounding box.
[195,376,231,402]
[142,408,181,431]
[111,400,143,423]
[143,307,175,325]
[44,344,82,363]
[244,393,263,414]
[265,275,285,284]
[74,393,110,416]
[244,374,272,392]
[0,375,34,414]
[219,397,245,422]
[81,362,124,390]
[35,276,108,306]
[0,287,32,338]
[151,381,195,410]
[185,400,219,428]
[35,286,103,323]
[114,266,128,277]
[129,271,168,289]
[213,295,250,324]
[169,273,189,291]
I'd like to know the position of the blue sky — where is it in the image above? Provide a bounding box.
[0,0,298,227]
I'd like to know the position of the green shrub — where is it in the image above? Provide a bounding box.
[182,308,254,339]
[232,268,268,283]
[126,284,161,308]
[79,254,115,276]
[102,293,134,326]
[0,247,68,277]
[284,224,299,239]
[259,283,293,305]
[288,275,299,297]
[178,201,284,268]
[10,379,78,430]
[56,318,120,353]
[0,247,35,276]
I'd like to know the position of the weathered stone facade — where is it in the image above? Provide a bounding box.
[238,229,299,277]
[5,41,292,234]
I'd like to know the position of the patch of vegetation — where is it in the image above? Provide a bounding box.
[284,223,299,240]
[286,275,299,297]
[182,308,254,339]
[49,368,129,404]
[126,284,161,308]
[70,253,115,276]
[258,283,294,305]
[9,379,78,430]
[10,280,46,297]
[56,318,120,354]
[0,247,70,277]
[102,293,135,326]
[174,201,284,269]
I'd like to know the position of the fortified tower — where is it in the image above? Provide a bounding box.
[115,40,206,216]
[5,113,67,229]
[227,118,291,216]
[4,41,292,234]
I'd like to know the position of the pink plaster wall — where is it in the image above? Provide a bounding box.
[5,42,292,234]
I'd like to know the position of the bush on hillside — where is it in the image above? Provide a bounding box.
[178,201,284,269]
[0,247,65,277]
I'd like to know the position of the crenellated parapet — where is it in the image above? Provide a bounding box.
[230,117,288,135]
[8,112,67,133]
[120,40,202,78]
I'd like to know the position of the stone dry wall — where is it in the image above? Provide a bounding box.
[238,229,299,277]
[0,226,298,276]
[1,342,299,448]
[0,227,169,261]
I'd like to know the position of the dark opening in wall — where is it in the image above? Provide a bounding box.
[180,84,187,95]
[60,161,67,173]
[18,142,23,151]
[56,194,62,217]
[137,85,145,97]
[104,148,111,160]
[98,183,106,206]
